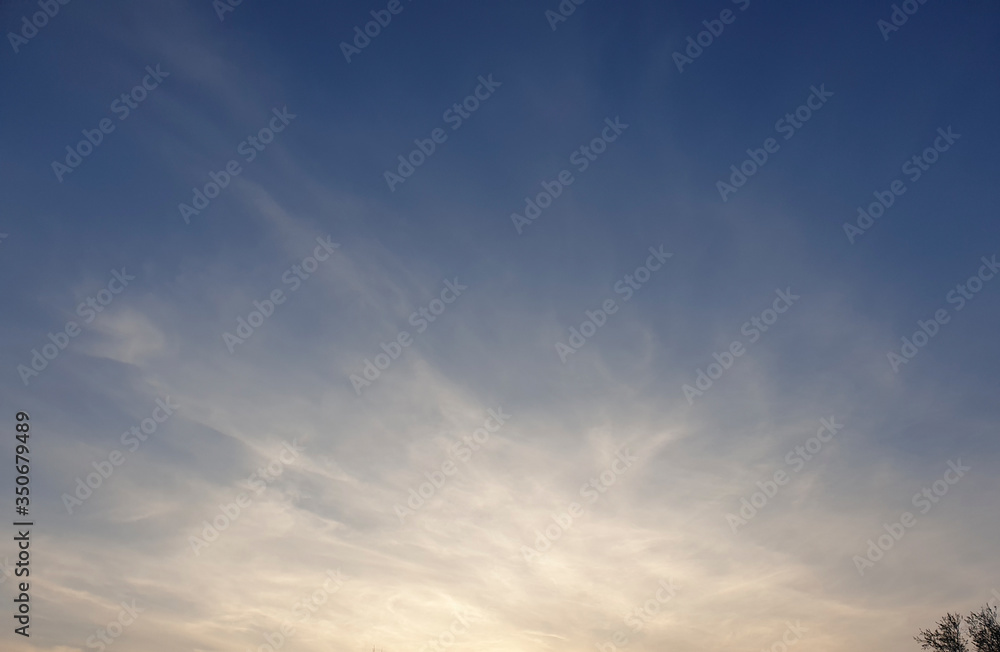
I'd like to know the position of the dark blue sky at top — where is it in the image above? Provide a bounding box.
[2,0,996,294]
[1,0,998,459]
[2,1,997,422]
[9,2,997,388]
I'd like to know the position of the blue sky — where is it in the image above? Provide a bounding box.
[1,0,998,651]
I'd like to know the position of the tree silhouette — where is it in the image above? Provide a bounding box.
[966,606,1000,652]
[917,605,1000,652]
